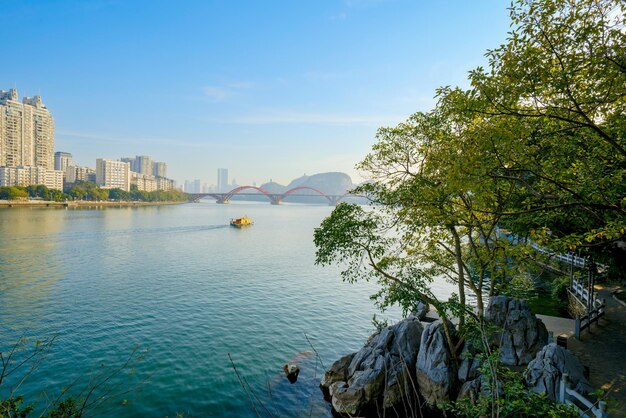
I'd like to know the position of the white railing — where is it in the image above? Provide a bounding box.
[558,373,608,417]
[529,243,608,272]
[570,278,602,310]
[530,243,588,268]
[570,278,605,339]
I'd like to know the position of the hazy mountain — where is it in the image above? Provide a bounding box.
[286,172,353,195]
[258,181,287,194]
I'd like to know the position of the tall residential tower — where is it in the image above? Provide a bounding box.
[217,168,228,192]
[0,89,55,170]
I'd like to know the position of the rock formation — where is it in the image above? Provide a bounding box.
[485,295,549,366]
[524,343,593,401]
[320,317,424,415]
[415,320,458,405]
[322,296,593,416]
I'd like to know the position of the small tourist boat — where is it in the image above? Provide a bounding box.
[230,216,253,227]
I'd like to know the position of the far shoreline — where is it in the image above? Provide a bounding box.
[0,199,189,208]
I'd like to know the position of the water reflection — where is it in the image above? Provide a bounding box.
[0,208,65,329]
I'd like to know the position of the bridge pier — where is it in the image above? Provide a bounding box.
[217,198,229,204]
[269,197,282,205]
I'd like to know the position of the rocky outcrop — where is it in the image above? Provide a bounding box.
[322,297,595,416]
[410,301,430,321]
[320,317,424,416]
[415,320,458,405]
[485,296,548,366]
[524,343,593,401]
[320,352,355,398]
[457,377,482,403]
[457,342,481,384]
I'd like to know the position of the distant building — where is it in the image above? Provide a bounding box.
[0,166,63,190]
[120,157,136,172]
[130,172,174,192]
[217,168,228,192]
[131,172,157,192]
[96,158,130,191]
[65,165,96,184]
[120,155,167,178]
[54,152,73,172]
[183,179,202,193]
[156,176,174,191]
[135,155,152,175]
[153,161,167,178]
[0,88,55,170]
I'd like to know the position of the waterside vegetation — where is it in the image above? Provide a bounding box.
[0,183,190,204]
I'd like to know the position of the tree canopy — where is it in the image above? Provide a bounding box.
[314,0,626,336]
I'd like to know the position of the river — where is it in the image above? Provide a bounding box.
[0,201,422,416]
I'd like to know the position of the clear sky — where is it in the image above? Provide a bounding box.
[2,0,511,186]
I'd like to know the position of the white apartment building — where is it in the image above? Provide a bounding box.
[0,166,63,190]
[131,171,174,192]
[65,165,96,184]
[157,176,174,191]
[131,172,158,192]
[0,89,55,170]
[96,159,130,191]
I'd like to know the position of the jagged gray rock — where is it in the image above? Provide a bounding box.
[457,377,482,403]
[322,317,424,415]
[524,342,593,401]
[320,352,355,398]
[415,320,458,405]
[410,301,430,321]
[485,296,548,366]
[457,342,481,384]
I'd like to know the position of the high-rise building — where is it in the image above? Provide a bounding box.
[54,151,73,172]
[0,88,55,170]
[120,157,136,172]
[96,158,130,191]
[135,155,152,175]
[153,161,167,178]
[217,168,228,192]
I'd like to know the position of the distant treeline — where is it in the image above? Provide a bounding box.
[0,182,190,202]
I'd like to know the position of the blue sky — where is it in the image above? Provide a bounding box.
[2,0,511,186]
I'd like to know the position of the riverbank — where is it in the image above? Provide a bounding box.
[0,199,188,208]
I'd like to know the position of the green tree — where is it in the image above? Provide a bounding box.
[109,188,130,201]
[314,108,535,355]
[2,187,29,200]
[463,0,626,268]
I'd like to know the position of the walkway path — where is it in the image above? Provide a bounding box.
[567,286,626,417]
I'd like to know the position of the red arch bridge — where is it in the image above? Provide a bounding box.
[190,186,351,206]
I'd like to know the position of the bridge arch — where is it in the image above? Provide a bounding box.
[224,186,274,203]
[280,186,332,203]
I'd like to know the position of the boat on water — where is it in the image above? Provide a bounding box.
[230,216,253,227]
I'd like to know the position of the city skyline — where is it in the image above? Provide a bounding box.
[1,1,511,185]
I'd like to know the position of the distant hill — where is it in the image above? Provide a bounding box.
[286,172,353,195]
[259,181,287,194]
